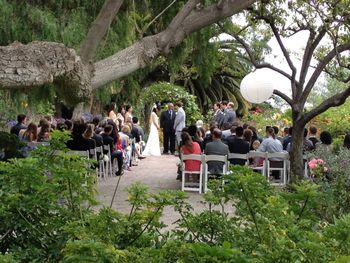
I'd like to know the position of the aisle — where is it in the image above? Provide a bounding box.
[96,154,206,229]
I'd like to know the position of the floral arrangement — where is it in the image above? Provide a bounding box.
[308,158,328,178]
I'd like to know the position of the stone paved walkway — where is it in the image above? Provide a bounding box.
[97,154,232,229]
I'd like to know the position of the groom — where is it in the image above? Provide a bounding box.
[173,101,186,146]
[160,103,176,154]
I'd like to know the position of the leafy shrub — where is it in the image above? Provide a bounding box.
[141,82,203,125]
[1,132,350,262]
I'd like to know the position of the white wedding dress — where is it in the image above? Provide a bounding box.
[142,112,161,156]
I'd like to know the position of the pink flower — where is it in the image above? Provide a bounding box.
[317,159,324,165]
[308,159,318,170]
[309,162,317,169]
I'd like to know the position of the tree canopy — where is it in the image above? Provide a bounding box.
[0,0,256,116]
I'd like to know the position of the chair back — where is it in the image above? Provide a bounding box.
[266,151,289,185]
[228,153,248,165]
[180,154,204,194]
[248,151,267,177]
[203,154,228,193]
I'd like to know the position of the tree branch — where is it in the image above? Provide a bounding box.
[225,29,293,81]
[79,0,124,63]
[268,20,298,97]
[273,89,292,106]
[143,0,178,35]
[304,85,350,123]
[91,0,257,88]
[158,0,200,52]
[301,42,350,105]
[299,28,326,88]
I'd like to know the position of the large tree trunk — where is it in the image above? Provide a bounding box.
[289,116,306,183]
[0,41,92,105]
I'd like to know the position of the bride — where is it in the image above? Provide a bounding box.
[142,105,161,156]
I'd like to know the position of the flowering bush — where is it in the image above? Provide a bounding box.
[308,158,328,178]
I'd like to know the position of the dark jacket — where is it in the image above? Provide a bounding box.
[10,123,27,136]
[67,135,96,151]
[227,137,250,165]
[160,110,176,133]
[205,139,229,174]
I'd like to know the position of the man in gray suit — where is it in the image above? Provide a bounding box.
[224,102,236,125]
[205,128,229,174]
[173,101,186,145]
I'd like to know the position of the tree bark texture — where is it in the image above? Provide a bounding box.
[289,119,306,182]
[92,0,256,89]
[79,0,124,63]
[0,41,91,105]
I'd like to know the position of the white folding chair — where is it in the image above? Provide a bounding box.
[70,150,90,158]
[303,155,309,178]
[95,146,106,179]
[228,153,249,166]
[68,150,91,179]
[181,154,204,194]
[266,152,289,186]
[203,155,228,193]
[103,145,113,177]
[248,151,267,177]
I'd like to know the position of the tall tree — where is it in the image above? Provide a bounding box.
[227,0,350,180]
[0,0,257,117]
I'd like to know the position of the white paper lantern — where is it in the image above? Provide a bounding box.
[240,70,275,103]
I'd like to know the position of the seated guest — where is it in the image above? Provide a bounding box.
[243,128,253,148]
[92,116,103,134]
[20,122,38,142]
[37,122,51,142]
[66,122,95,151]
[130,117,146,160]
[205,128,229,174]
[316,131,333,152]
[273,126,283,143]
[202,124,217,150]
[180,132,202,171]
[308,126,319,147]
[85,123,103,147]
[188,125,204,152]
[225,124,237,141]
[282,127,292,150]
[258,127,283,154]
[258,127,283,179]
[221,122,232,141]
[64,120,74,132]
[343,134,350,149]
[248,125,261,150]
[10,114,27,136]
[287,128,314,153]
[101,125,124,176]
[227,126,250,165]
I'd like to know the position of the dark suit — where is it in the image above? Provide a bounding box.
[205,139,229,174]
[160,109,176,153]
[227,137,250,165]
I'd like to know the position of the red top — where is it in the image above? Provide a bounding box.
[181,142,201,171]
